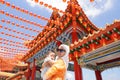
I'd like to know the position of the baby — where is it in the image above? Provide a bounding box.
[41,51,55,80]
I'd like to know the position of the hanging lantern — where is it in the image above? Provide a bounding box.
[0,0,5,4]
[53,33,57,37]
[90,0,94,2]
[44,3,48,7]
[111,32,119,41]
[6,20,10,24]
[76,10,79,15]
[48,5,52,9]
[78,16,83,23]
[35,0,39,3]
[81,47,86,54]
[0,10,3,14]
[5,2,10,6]
[12,22,15,25]
[64,21,67,26]
[39,1,43,5]
[60,25,64,30]
[67,17,70,22]
[0,25,2,28]
[87,26,91,32]
[63,0,66,2]
[69,53,73,61]
[15,6,20,10]
[29,12,33,16]
[99,38,106,46]
[1,19,5,22]
[9,14,14,18]
[11,4,15,9]
[58,30,62,34]
[83,22,87,27]
[73,51,79,58]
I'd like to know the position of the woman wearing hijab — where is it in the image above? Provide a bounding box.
[44,44,70,80]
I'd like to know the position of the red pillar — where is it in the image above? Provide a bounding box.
[95,70,102,80]
[71,3,83,79]
[72,32,83,80]
[26,63,31,80]
[31,59,36,80]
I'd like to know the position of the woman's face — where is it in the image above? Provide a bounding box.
[57,46,66,57]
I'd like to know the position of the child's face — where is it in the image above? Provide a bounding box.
[49,52,55,60]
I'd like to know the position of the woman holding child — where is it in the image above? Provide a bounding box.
[41,44,70,80]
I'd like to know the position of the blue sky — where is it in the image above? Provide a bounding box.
[0,0,120,80]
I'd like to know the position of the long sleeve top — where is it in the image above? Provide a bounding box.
[44,58,66,80]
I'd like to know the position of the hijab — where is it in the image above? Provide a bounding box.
[59,44,70,69]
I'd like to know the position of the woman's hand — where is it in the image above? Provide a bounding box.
[42,61,51,68]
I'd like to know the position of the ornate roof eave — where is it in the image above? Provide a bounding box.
[22,3,99,62]
[24,0,115,60]
[70,21,120,51]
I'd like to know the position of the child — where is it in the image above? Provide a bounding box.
[40,51,55,80]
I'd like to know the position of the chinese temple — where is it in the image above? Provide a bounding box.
[0,0,120,80]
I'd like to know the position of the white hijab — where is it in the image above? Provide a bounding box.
[59,44,70,69]
[57,44,70,80]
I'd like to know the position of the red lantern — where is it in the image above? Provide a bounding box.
[69,53,73,61]
[0,10,4,14]
[112,32,119,41]
[83,22,87,27]
[63,0,66,2]
[0,0,5,4]
[0,25,2,28]
[81,47,86,54]
[39,1,43,5]
[11,4,15,9]
[44,3,48,7]
[79,16,83,23]
[90,0,94,2]
[74,51,79,58]
[7,20,10,24]
[48,5,52,9]
[1,19,5,22]
[5,2,10,6]
[35,0,39,3]
[100,38,106,46]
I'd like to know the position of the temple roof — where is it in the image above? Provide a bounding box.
[22,0,99,61]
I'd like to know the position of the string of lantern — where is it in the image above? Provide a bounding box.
[0,49,26,54]
[0,25,35,38]
[0,0,63,26]
[1,38,24,45]
[0,10,43,28]
[0,41,27,49]
[0,0,70,27]
[0,49,26,55]
[34,0,72,17]
[1,19,40,33]
[1,0,62,27]
[0,46,28,52]
[0,0,49,22]
[0,32,29,41]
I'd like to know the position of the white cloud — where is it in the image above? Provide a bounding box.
[85,0,113,17]
[26,0,68,12]
[26,0,113,17]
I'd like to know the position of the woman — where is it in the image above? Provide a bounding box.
[44,44,70,80]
